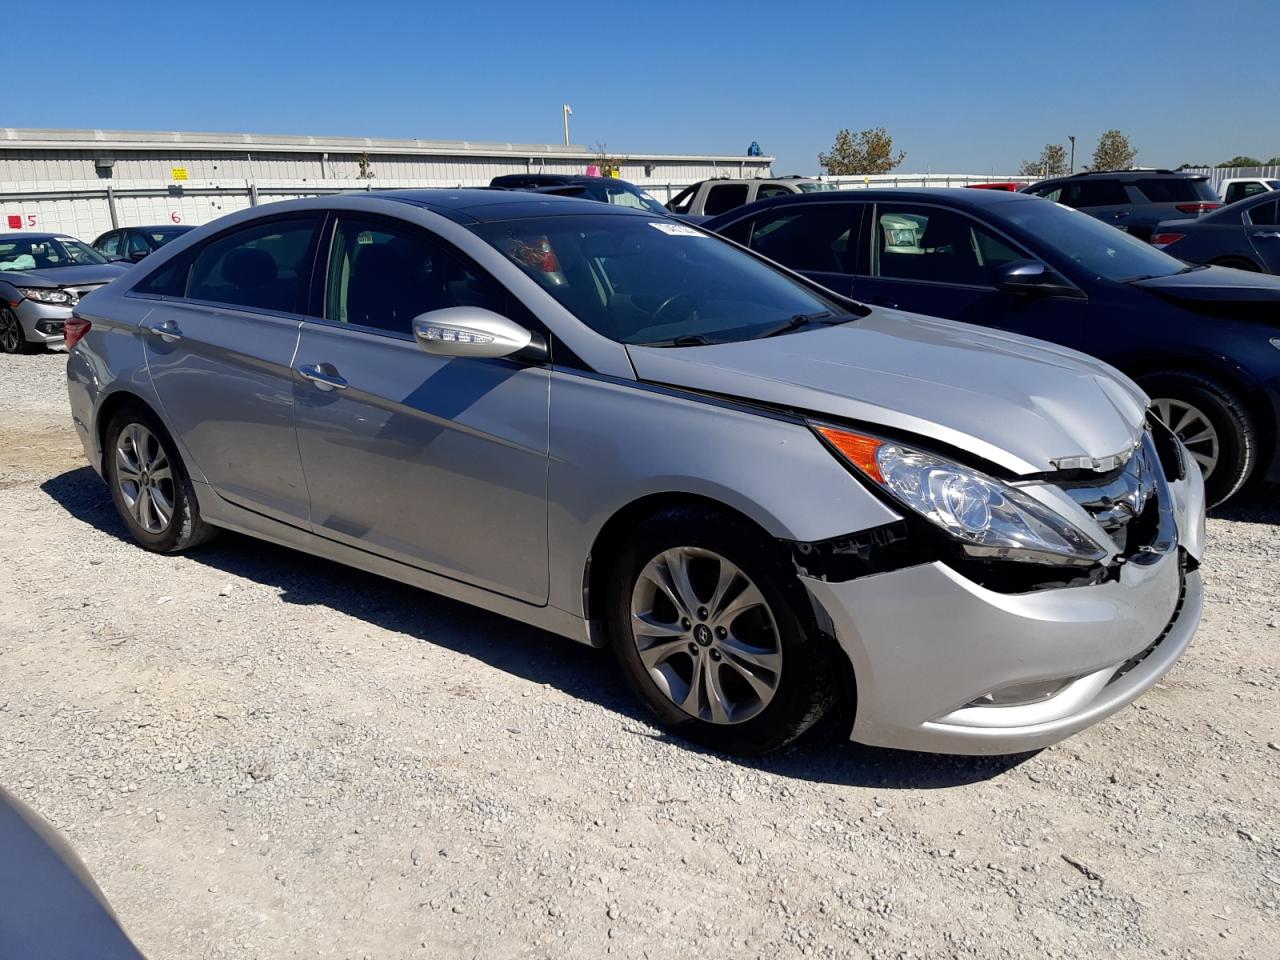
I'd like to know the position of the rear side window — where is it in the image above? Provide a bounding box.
[188,217,320,313]
[702,184,750,216]
[755,184,793,200]
[1247,199,1280,226]
[1063,180,1128,208]
[1135,178,1217,203]
[747,204,860,273]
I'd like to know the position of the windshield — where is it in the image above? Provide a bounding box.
[1003,199,1188,282]
[145,227,188,247]
[598,182,669,215]
[471,215,845,345]
[0,235,109,270]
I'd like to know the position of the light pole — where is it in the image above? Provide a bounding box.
[1068,135,1076,174]
[562,104,573,147]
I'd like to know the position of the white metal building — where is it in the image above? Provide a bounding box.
[0,127,776,239]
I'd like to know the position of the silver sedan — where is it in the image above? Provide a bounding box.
[65,191,1205,755]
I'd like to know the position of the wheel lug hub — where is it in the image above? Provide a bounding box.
[710,649,721,661]
[688,642,699,656]
[681,618,691,630]
[715,626,727,639]
[697,607,708,620]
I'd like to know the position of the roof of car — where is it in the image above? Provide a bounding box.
[381,188,658,223]
[1028,169,1208,188]
[0,232,74,241]
[702,187,1038,223]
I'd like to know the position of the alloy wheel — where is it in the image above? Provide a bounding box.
[629,547,782,725]
[115,423,175,534]
[1151,397,1220,480]
[0,308,21,353]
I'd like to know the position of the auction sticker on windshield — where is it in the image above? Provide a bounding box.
[649,222,707,237]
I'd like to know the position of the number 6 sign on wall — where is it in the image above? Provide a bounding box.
[170,211,182,224]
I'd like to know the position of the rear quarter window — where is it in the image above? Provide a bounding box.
[1135,179,1217,203]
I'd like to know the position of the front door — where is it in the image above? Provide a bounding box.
[141,214,322,525]
[291,214,551,604]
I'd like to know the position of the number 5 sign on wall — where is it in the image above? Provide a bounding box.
[6,214,35,229]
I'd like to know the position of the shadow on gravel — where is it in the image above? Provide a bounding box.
[1207,483,1280,525]
[44,465,1030,790]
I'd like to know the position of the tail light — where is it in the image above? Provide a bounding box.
[63,313,91,349]
[1149,233,1185,249]
[1175,202,1220,214]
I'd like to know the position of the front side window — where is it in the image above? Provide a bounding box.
[97,233,121,257]
[667,184,698,214]
[0,236,108,271]
[747,204,860,273]
[126,232,151,257]
[470,215,845,346]
[325,217,506,334]
[874,206,1024,285]
[145,227,188,248]
[702,184,750,216]
[187,217,319,312]
[599,182,668,214]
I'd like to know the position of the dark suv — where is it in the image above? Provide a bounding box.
[1022,170,1220,241]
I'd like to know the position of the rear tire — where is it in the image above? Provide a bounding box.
[1210,257,1261,272]
[1141,371,1256,507]
[606,506,837,756]
[0,306,37,354]
[104,404,217,552]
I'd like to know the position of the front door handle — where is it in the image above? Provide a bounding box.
[297,363,348,391]
[146,319,182,343]
[1250,231,1280,240]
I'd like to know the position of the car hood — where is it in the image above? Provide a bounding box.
[626,310,1149,476]
[0,263,129,287]
[1132,265,1280,304]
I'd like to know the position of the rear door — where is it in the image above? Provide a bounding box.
[139,214,322,525]
[291,212,551,604]
[853,200,1090,346]
[1246,198,1280,272]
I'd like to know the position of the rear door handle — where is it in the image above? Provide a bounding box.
[146,319,182,343]
[297,363,348,391]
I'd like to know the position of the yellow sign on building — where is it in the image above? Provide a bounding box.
[171,167,189,182]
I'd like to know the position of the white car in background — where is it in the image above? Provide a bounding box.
[667,176,835,218]
[1218,177,1280,205]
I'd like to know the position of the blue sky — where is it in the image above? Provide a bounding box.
[19,0,1279,175]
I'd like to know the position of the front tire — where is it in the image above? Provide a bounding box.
[607,506,836,755]
[0,306,37,354]
[1142,372,1256,507]
[104,405,216,552]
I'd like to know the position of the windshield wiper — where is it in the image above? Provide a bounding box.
[643,334,716,347]
[759,311,847,338]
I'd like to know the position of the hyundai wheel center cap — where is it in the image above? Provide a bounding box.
[694,623,713,646]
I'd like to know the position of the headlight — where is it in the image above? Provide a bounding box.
[17,286,73,305]
[814,424,1107,567]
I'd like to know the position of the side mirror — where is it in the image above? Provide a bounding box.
[995,259,1083,298]
[128,251,150,263]
[412,306,546,361]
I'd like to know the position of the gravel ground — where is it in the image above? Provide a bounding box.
[1,350,1278,960]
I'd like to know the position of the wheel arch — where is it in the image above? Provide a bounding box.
[94,390,159,475]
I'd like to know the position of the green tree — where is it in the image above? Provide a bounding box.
[1217,155,1263,167]
[818,127,906,176]
[1267,156,1280,166]
[1018,143,1069,178]
[1089,130,1137,171]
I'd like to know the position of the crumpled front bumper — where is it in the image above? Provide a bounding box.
[15,298,69,349]
[803,466,1206,756]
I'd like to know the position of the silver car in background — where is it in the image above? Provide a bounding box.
[0,233,128,353]
[65,191,1205,755]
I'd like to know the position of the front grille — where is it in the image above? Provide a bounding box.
[1057,429,1168,558]
[64,284,105,304]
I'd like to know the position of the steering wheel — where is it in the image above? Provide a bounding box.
[652,293,698,325]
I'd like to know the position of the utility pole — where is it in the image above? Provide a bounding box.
[562,104,573,147]
[1068,135,1076,174]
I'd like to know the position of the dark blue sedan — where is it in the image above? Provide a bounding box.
[707,188,1280,506]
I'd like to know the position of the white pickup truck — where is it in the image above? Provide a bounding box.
[1218,177,1280,205]
[666,176,835,219]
